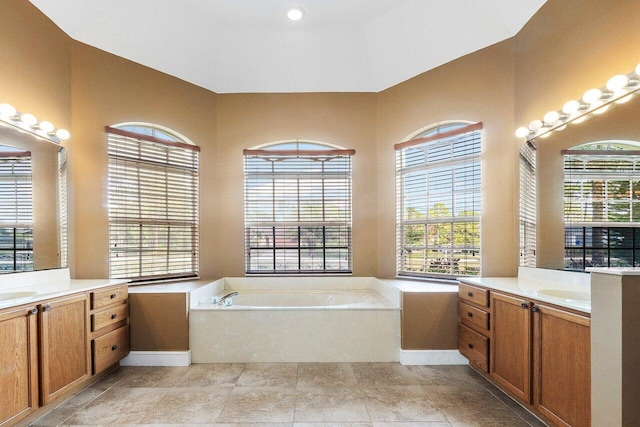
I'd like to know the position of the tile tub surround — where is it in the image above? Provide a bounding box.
[29,363,545,426]
[189,277,401,363]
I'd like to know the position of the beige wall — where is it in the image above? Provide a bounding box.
[2,0,639,280]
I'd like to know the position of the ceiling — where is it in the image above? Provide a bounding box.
[29,0,546,94]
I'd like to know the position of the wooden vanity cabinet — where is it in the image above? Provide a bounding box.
[90,284,129,375]
[0,304,39,427]
[39,293,91,405]
[490,292,532,402]
[533,303,591,427]
[458,283,490,373]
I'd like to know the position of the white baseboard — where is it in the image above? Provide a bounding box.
[120,350,192,367]
[399,350,468,365]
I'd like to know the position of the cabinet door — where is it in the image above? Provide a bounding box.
[490,292,532,403]
[533,304,590,427]
[39,293,91,405]
[0,305,39,426]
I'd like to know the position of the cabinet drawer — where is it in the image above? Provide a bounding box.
[459,324,489,372]
[458,282,489,308]
[92,303,128,332]
[93,325,129,375]
[459,301,489,333]
[92,285,128,310]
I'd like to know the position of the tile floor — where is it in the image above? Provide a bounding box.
[30,363,546,426]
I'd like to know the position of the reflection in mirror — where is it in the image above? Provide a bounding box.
[0,125,67,274]
[0,146,33,271]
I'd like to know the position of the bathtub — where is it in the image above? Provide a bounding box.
[189,277,401,363]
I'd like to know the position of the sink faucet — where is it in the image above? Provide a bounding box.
[213,291,238,306]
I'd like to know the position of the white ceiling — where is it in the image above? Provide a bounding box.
[29,0,546,94]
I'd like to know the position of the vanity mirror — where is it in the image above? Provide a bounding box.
[527,90,640,270]
[0,125,66,273]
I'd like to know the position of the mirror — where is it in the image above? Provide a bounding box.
[532,94,640,270]
[0,125,66,272]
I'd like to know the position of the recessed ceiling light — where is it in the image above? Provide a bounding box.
[286,6,305,21]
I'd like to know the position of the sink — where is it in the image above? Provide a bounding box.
[0,291,39,305]
[536,289,591,302]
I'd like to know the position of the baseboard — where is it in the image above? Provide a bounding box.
[119,350,192,367]
[399,349,468,365]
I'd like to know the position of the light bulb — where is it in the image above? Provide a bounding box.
[607,74,629,91]
[582,88,602,104]
[636,62,640,76]
[615,94,634,104]
[543,111,560,124]
[529,119,543,131]
[286,6,304,21]
[0,103,16,118]
[515,127,529,138]
[593,104,609,114]
[562,100,580,114]
[56,129,70,140]
[39,121,55,133]
[573,115,588,124]
[20,113,37,127]
[555,125,567,131]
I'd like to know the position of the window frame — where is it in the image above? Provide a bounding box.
[243,141,354,275]
[395,122,482,279]
[106,124,200,283]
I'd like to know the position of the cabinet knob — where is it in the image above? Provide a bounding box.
[43,305,51,312]
[110,294,117,299]
[29,308,38,315]
[521,302,528,309]
[467,312,473,317]
[531,305,539,313]
[467,292,473,297]
[111,345,118,351]
[111,314,117,320]
[468,343,473,349]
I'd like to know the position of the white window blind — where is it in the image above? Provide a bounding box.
[107,126,199,282]
[564,148,640,270]
[395,122,482,278]
[244,142,354,274]
[0,152,33,272]
[519,142,536,267]
[58,147,68,268]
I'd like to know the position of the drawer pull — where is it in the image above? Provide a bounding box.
[532,305,539,313]
[521,302,528,309]
[43,304,51,312]
[468,343,474,349]
[467,312,473,317]
[29,308,38,315]
[111,345,118,351]
[110,293,117,299]
[467,292,473,297]
[111,314,117,319]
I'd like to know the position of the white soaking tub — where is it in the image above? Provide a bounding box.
[189,277,401,363]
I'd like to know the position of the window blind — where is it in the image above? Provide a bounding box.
[244,145,353,274]
[0,152,33,271]
[519,142,536,267]
[564,151,640,270]
[107,128,199,282]
[395,122,481,278]
[58,147,68,268]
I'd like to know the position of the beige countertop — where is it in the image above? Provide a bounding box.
[458,275,591,313]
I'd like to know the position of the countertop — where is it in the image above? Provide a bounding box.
[379,278,458,293]
[458,276,591,313]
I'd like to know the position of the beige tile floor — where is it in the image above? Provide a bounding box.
[30,363,547,426]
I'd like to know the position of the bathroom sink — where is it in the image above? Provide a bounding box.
[0,291,39,306]
[536,289,591,302]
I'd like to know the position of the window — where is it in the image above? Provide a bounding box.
[59,147,68,268]
[0,149,33,272]
[395,122,482,278]
[564,141,640,270]
[244,141,354,274]
[107,124,199,282]
[519,142,536,267]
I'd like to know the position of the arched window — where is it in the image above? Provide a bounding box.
[564,140,640,270]
[106,123,199,282]
[243,141,354,274]
[395,122,482,278]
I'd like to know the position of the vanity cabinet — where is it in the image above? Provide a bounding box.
[458,282,591,427]
[90,284,129,375]
[0,304,39,427]
[39,293,91,405]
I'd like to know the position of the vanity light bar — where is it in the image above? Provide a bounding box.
[0,103,70,144]
[515,62,640,141]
